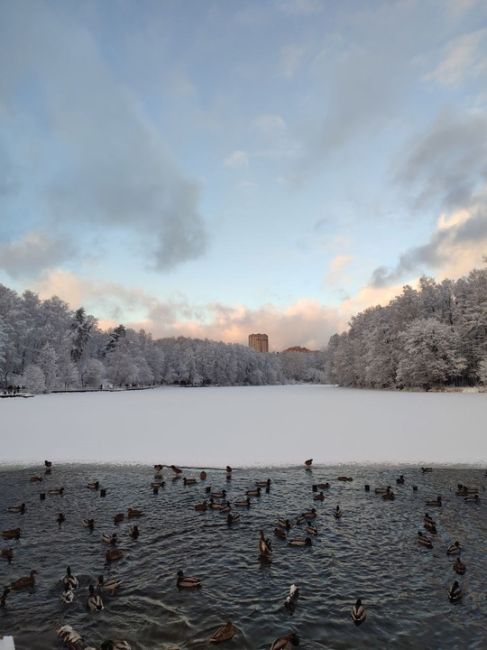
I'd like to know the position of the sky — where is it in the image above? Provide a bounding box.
[0,0,486,350]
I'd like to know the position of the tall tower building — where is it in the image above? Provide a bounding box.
[248,333,269,352]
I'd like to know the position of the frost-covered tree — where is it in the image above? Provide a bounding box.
[38,343,57,392]
[23,364,46,393]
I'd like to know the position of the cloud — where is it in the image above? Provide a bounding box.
[224,150,249,169]
[279,44,306,78]
[276,0,323,16]
[252,114,287,133]
[0,3,207,271]
[324,254,353,287]
[426,28,487,87]
[0,233,76,279]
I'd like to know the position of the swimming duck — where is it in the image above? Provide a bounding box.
[1,548,13,563]
[464,494,480,503]
[274,527,287,540]
[256,479,272,488]
[2,528,21,540]
[305,525,318,536]
[303,508,317,521]
[63,566,79,589]
[351,598,366,625]
[7,503,26,514]
[209,621,237,644]
[83,518,95,530]
[234,497,251,508]
[57,625,84,648]
[211,490,226,499]
[447,541,462,555]
[200,470,207,480]
[259,530,272,557]
[305,458,313,467]
[129,525,139,540]
[417,531,433,548]
[453,557,466,575]
[448,580,462,603]
[423,519,437,534]
[114,513,125,525]
[100,642,132,650]
[151,481,164,489]
[383,487,395,501]
[313,482,330,490]
[57,512,66,525]
[374,486,390,495]
[220,501,232,513]
[154,464,163,472]
[396,475,405,485]
[106,548,124,563]
[0,587,10,608]
[87,481,99,490]
[337,476,353,482]
[11,570,37,590]
[183,477,198,486]
[127,507,143,519]
[177,570,201,588]
[423,513,435,525]
[209,498,226,511]
[61,586,75,604]
[227,513,240,525]
[288,537,312,547]
[170,464,183,475]
[87,584,104,611]
[30,475,43,482]
[426,496,442,507]
[334,506,342,520]
[284,584,299,610]
[97,575,122,594]
[277,519,292,530]
[270,632,300,649]
[421,467,433,473]
[45,460,52,468]
[194,500,208,512]
[48,487,64,496]
[313,492,325,501]
[102,533,118,545]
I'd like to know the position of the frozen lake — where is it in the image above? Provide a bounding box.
[1,385,486,467]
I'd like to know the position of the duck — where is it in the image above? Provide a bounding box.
[274,527,287,540]
[277,519,292,530]
[259,530,272,557]
[288,537,312,547]
[97,575,122,594]
[396,475,405,485]
[200,470,207,480]
[270,632,300,649]
[464,494,480,503]
[83,518,95,530]
[106,548,124,563]
[211,489,226,499]
[374,486,390,495]
[61,586,75,604]
[194,500,208,512]
[313,482,330,490]
[127,507,143,519]
[45,460,52,468]
[11,570,37,590]
[220,502,232,514]
[423,513,435,525]
[313,492,325,501]
[102,533,118,545]
[2,528,21,540]
[284,584,299,610]
[305,458,313,467]
[426,496,442,507]
[129,525,139,540]
[417,531,433,548]
[209,621,237,644]
[334,506,342,520]
[30,475,43,482]
[421,467,433,473]
[352,598,366,625]
[57,625,83,648]
[57,512,66,525]
[424,519,437,534]
[170,464,183,475]
[1,548,13,563]
[183,477,198,486]
[305,525,318,536]
[303,508,317,521]
[151,481,165,489]
[383,487,395,501]
[177,570,201,588]
[337,476,353,482]
[0,587,10,608]
[256,479,272,488]
[87,481,99,490]
[209,498,227,511]
[246,487,261,497]
[63,565,79,589]
[7,503,26,514]
[100,642,132,650]
[48,487,64,496]
[87,584,104,611]
[114,513,125,525]
[453,557,466,575]
[154,463,163,472]
[227,513,240,525]
[447,541,462,555]
[234,497,251,508]
[448,580,462,603]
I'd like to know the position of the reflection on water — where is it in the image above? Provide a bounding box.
[0,464,486,649]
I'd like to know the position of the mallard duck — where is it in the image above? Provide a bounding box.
[100,642,132,650]
[305,525,318,535]
[284,584,299,610]
[447,541,462,555]
[305,458,313,467]
[313,482,330,490]
[200,470,207,480]
[48,487,64,496]
[114,513,125,524]
[45,460,52,468]
[453,557,466,575]
[421,467,433,473]
[270,632,300,649]
[464,494,480,503]
[256,479,271,488]
[170,464,183,475]
[417,531,433,548]
[246,487,261,497]
[195,500,208,512]
[183,477,198,486]
[277,519,292,530]
[352,598,366,625]
[1,548,13,563]
[1,588,10,608]
[288,537,312,547]
[383,488,395,501]
[259,530,272,557]
[102,533,118,545]
[274,527,287,540]
[303,508,317,521]
[30,475,43,482]
[57,625,83,648]
[220,501,232,513]
[334,506,342,519]
[87,481,99,490]
[226,465,232,473]
[83,518,95,530]
[448,580,462,602]
[396,475,405,485]
[127,507,143,519]
[209,498,226,511]
[210,621,237,644]
[227,513,240,525]
[2,528,21,540]
[57,512,66,525]
[61,587,75,604]
[106,548,124,563]
[313,492,325,501]
[87,584,104,611]
[97,575,122,594]
[154,463,163,472]
[129,525,139,540]
[63,566,79,589]
[7,503,26,514]
[211,490,226,499]
[426,496,442,507]
[11,570,37,590]
[177,570,201,588]
[234,497,251,508]
[424,520,437,534]
[337,476,353,482]
[423,513,435,525]
[374,487,388,495]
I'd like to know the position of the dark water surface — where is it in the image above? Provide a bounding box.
[0,464,486,649]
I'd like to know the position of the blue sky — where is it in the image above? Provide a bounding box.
[1,0,486,349]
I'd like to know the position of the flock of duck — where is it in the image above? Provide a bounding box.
[1,459,485,649]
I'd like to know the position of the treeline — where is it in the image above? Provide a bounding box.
[0,284,325,393]
[326,268,487,390]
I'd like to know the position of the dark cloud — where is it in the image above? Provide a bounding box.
[0,233,76,279]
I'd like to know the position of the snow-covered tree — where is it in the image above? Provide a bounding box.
[23,364,46,393]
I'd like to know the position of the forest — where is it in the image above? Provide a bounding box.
[0,284,325,392]
[326,268,487,390]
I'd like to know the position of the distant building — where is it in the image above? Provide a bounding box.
[282,346,315,353]
[249,333,269,352]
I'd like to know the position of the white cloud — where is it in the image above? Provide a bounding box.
[224,150,249,169]
[426,28,487,86]
[252,114,287,133]
[279,44,306,78]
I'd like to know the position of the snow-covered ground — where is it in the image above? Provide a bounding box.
[1,385,486,467]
